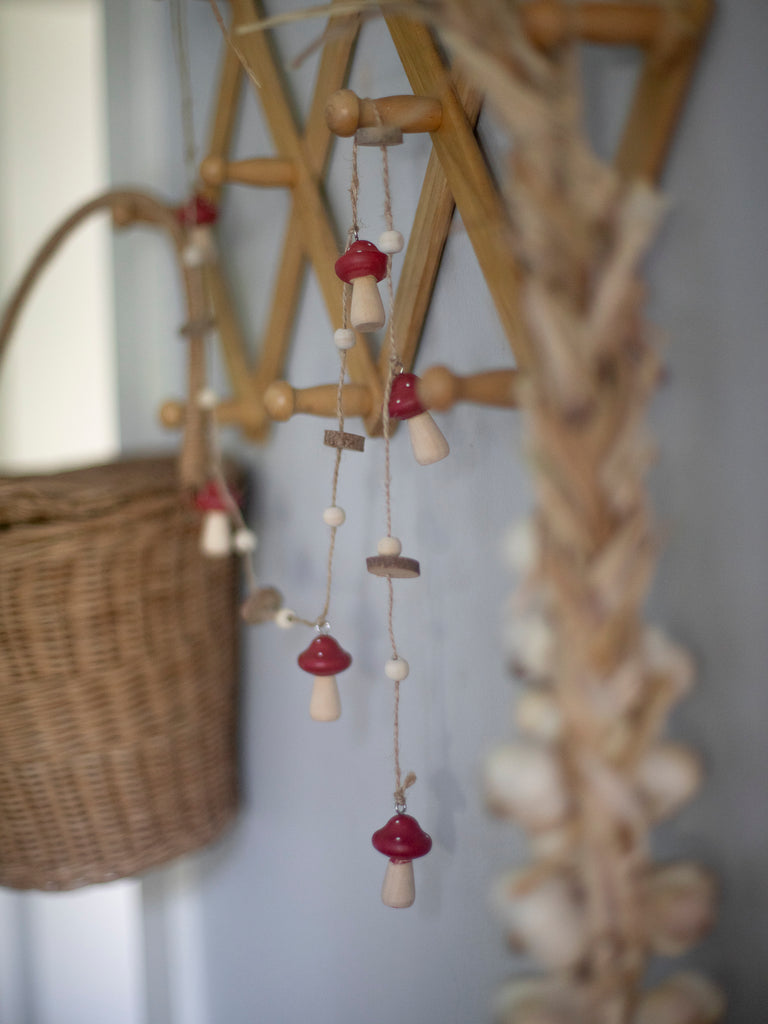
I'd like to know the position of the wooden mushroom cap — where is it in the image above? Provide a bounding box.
[334,239,387,284]
[194,480,229,511]
[388,372,425,420]
[176,193,218,226]
[372,813,432,862]
[297,635,352,676]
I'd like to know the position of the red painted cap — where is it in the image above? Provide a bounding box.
[372,813,432,863]
[194,480,228,511]
[298,634,352,676]
[176,194,218,226]
[388,372,425,421]
[335,239,387,284]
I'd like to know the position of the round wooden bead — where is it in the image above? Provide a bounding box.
[197,387,218,411]
[233,527,258,553]
[181,242,206,268]
[385,657,409,681]
[334,328,356,350]
[275,608,296,629]
[377,536,402,556]
[323,505,346,527]
[378,229,404,254]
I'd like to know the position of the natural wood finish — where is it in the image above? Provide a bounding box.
[200,37,244,207]
[309,676,342,722]
[325,90,442,136]
[155,0,711,442]
[403,412,450,466]
[386,13,531,369]
[204,261,266,439]
[263,380,373,422]
[200,155,297,188]
[159,396,268,437]
[324,429,366,452]
[418,366,520,411]
[366,555,421,579]
[614,0,714,182]
[381,69,484,383]
[381,860,416,909]
[231,0,383,432]
[521,0,664,50]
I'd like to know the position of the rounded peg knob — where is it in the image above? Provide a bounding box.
[264,380,296,422]
[160,400,185,428]
[418,365,458,412]
[199,155,227,186]
[325,89,360,137]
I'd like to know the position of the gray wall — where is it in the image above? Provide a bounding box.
[104,3,768,1021]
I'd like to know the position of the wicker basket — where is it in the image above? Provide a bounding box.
[0,193,240,890]
[0,457,239,890]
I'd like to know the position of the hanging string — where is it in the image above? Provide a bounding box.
[281,139,361,633]
[170,0,198,199]
[375,125,414,810]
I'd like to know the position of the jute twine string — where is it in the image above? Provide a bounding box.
[373,118,414,809]
[285,140,360,633]
[170,0,198,198]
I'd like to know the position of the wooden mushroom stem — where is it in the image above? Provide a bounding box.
[309,675,342,722]
[350,274,386,332]
[381,859,416,909]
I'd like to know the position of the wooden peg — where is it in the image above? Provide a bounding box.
[521,1,664,50]
[159,397,268,438]
[325,89,442,138]
[200,155,297,188]
[263,381,374,422]
[417,366,520,412]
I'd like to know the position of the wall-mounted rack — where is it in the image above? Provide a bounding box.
[118,0,711,442]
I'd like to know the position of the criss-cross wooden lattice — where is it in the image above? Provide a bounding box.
[155,0,712,441]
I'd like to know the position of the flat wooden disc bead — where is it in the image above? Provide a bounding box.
[366,555,421,579]
[240,586,283,624]
[324,429,365,452]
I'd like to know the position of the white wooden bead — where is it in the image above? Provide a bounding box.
[334,328,356,350]
[322,505,346,527]
[385,657,409,681]
[196,386,218,411]
[377,536,402,556]
[181,243,206,268]
[275,608,296,629]
[378,229,404,254]
[233,528,258,554]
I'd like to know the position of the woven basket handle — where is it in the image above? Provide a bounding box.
[0,189,209,487]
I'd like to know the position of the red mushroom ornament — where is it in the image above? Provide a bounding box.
[372,813,432,908]
[194,481,231,557]
[175,193,219,267]
[334,240,388,332]
[297,633,352,722]
[388,372,449,466]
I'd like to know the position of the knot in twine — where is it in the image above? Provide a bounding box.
[394,771,417,810]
